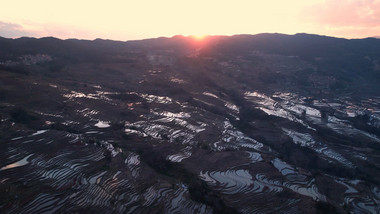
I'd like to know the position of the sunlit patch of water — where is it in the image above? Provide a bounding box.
[199,169,255,194]
[282,129,315,147]
[332,177,380,213]
[0,154,33,171]
[125,153,141,178]
[246,151,263,163]
[167,146,192,163]
[212,120,267,152]
[271,158,326,201]
[170,78,186,84]
[283,128,355,168]
[31,130,48,136]
[95,121,110,128]
[244,91,314,129]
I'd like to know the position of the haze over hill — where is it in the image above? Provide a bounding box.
[0,33,380,213]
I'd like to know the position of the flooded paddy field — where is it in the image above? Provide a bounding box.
[1,35,380,213]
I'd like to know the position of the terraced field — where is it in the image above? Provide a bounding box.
[1,34,380,213]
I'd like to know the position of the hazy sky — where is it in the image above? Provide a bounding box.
[1,0,379,40]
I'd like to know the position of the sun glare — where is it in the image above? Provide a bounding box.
[192,35,206,40]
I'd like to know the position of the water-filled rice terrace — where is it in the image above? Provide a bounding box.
[1,40,380,213]
[1,78,379,213]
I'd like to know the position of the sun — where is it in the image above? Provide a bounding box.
[192,34,206,40]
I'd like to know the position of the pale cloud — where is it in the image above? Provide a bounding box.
[0,21,38,38]
[0,20,100,40]
[304,0,380,29]
[320,25,380,38]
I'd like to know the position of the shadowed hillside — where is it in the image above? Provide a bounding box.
[0,33,380,214]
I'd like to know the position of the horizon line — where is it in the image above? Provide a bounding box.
[1,32,379,43]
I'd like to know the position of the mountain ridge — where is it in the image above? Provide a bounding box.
[2,33,380,61]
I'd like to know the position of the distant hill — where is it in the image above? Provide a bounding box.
[2,33,380,59]
[1,33,380,83]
